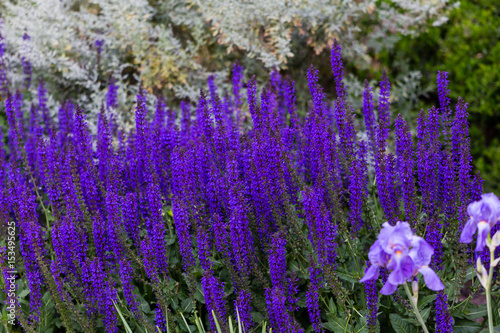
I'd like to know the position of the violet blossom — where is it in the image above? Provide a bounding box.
[460,193,500,252]
[360,222,444,295]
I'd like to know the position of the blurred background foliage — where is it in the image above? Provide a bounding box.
[373,0,500,192]
[0,0,498,191]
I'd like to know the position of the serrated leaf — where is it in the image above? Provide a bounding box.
[336,269,360,284]
[389,314,417,333]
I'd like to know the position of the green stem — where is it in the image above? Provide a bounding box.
[403,282,429,333]
[486,246,495,333]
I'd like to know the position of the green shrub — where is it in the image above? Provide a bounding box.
[374,0,500,192]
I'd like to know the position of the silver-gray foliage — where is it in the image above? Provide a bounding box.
[1,0,457,130]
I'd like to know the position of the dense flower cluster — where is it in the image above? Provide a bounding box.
[435,291,454,333]
[0,39,482,332]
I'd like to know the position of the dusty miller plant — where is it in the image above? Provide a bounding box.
[1,0,457,132]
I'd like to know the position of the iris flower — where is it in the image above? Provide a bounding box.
[360,222,444,295]
[460,193,500,252]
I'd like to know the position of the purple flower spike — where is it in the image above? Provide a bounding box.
[460,193,500,252]
[361,222,444,295]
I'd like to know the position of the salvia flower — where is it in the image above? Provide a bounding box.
[306,264,324,333]
[435,291,453,333]
[155,305,167,333]
[0,31,4,57]
[460,193,500,252]
[268,232,287,290]
[118,259,140,317]
[363,261,378,331]
[234,289,253,331]
[201,270,228,333]
[360,222,444,295]
[106,77,119,110]
[21,33,32,89]
[95,39,104,53]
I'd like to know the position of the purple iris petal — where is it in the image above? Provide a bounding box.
[387,255,413,286]
[467,193,500,224]
[409,236,434,267]
[380,281,398,295]
[360,265,380,283]
[418,266,444,291]
[460,193,500,251]
[367,240,390,267]
[459,218,476,243]
[378,222,412,255]
[476,222,491,252]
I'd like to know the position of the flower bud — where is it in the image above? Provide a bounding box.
[493,257,500,268]
[491,230,500,248]
[412,277,419,303]
[476,257,488,289]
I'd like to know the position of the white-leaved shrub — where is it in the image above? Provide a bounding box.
[190,0,457,68]
[0,0,458,130]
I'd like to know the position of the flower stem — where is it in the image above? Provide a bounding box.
[403,282,429,333]
[486,246,495,333]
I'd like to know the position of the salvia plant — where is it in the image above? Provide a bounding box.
[0,38,499,333]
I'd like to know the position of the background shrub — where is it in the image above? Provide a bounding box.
[373,0,500,192]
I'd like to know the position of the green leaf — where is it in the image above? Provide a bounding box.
[18,289,30,298]
[452,319,483,333]
[329,297,337,315]
[417,294,436,310]
[323,314,352,333]
[389,314,417,333]
[322,321,350,333]
[420,306,432,323]
[194,286,205,304]
[167,236,176,245]
[181,298,193,313]
[165,307,171,333]
[228,316,234,333]
[464,305,488,321]
[251,312,264,325]
[193,312,203,333]
[336,269,360,284]
[353,315,369,333]
[211,310,223,333]
[135,292,152,314]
